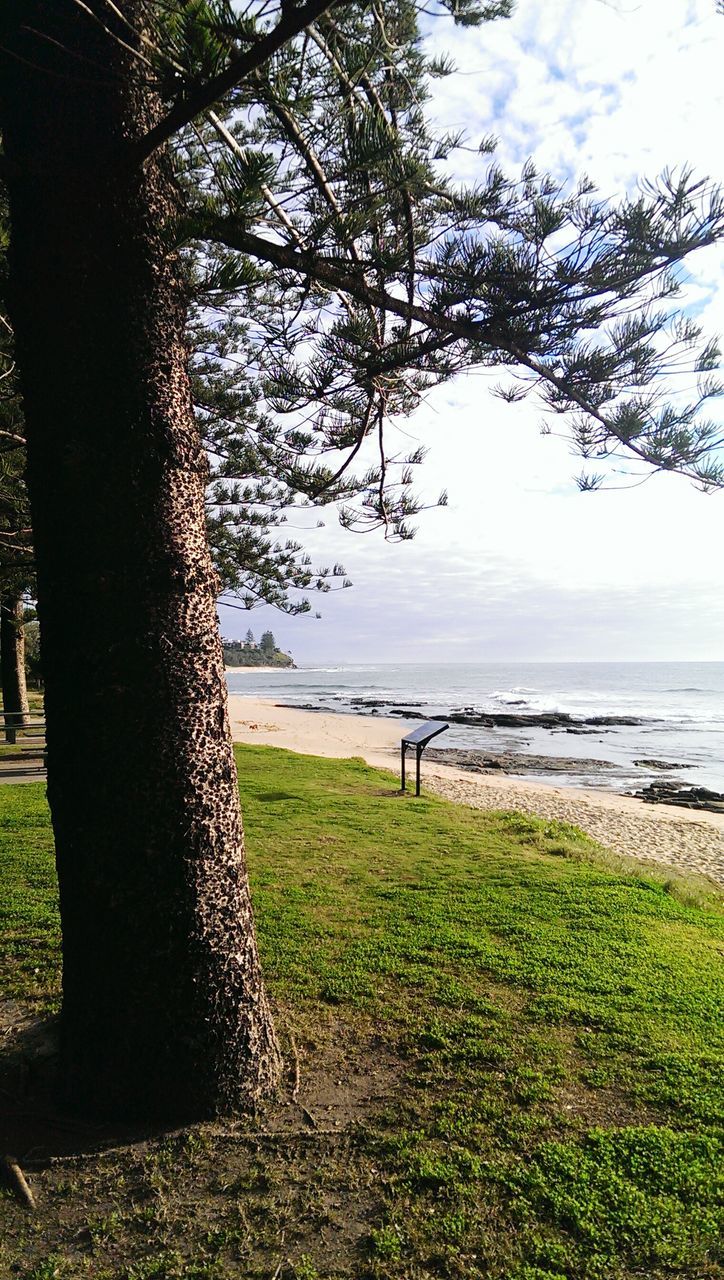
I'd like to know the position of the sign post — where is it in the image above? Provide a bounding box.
[400,720,449,796]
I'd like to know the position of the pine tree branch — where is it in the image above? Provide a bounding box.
[508,342,721,482]
[307,17,417,329]
[303,18,391,126]
[207,110,304,246]
[311,393,375,496]
[207,219,493,344]
[254,73,363,269]
[206,220,724,485]
[134,0,337,163]
[0,429,26,446]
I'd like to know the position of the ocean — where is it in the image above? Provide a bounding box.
[226,661,724,793]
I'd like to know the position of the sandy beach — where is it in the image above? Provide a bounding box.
[229,696,724,887]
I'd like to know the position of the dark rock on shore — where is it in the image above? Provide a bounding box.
[632,781,724,813]
[277,702,650,733]
[351,698,424,708]
[633,759,690,771]
[387,707,647,730]
[426,746,620,777]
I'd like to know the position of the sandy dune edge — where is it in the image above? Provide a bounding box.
[229,697,724,886]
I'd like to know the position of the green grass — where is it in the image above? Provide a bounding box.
[1,744,722,1279]
[0,780,58,1002]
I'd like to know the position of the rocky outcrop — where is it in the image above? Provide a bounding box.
[384,707,647,730]
[350,698,424,708]
[278,702,649,731]
[425,746,620,777]
[632,781,724,813]
[633,759,690,770]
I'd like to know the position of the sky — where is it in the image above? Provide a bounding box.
[219,0,724,665]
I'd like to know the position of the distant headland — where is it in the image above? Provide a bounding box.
[222,628,295,669]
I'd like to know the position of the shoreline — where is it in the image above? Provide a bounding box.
[228,696,724,886]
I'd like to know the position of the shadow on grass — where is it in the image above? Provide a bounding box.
[0,1009,173,1166]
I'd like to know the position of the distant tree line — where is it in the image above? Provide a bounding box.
[222,628,294,668]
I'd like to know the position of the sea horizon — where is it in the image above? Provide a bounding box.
[291,658,724,667]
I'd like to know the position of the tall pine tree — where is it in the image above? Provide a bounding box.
[0,0,722,1118]
[0,202,32,732]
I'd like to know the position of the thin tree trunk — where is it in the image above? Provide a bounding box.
[0,589,30,740]
[0,2,282,1118]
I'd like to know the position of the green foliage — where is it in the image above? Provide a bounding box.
[23,618,42,685]
[222,638,293,666]
[5,0,724,624]
[173,1,724,498]
[259,629,275,656]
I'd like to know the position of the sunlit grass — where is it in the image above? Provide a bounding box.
[1,743,722,1278]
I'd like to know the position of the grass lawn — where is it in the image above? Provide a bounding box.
[1,744,722,1279]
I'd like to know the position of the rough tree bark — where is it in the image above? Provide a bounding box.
[0,2,282,1118]
[0,588,30,738]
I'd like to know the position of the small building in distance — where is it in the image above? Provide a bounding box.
[222,629,295,669]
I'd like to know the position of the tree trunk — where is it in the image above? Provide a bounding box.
[0,589,30,739]
[0,2,282,1118]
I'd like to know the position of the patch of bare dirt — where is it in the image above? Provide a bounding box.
[0,1005,404,1278]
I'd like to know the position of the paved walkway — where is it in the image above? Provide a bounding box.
[0,752,46,785]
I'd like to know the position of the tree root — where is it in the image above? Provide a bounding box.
[3,1154,36,1209]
